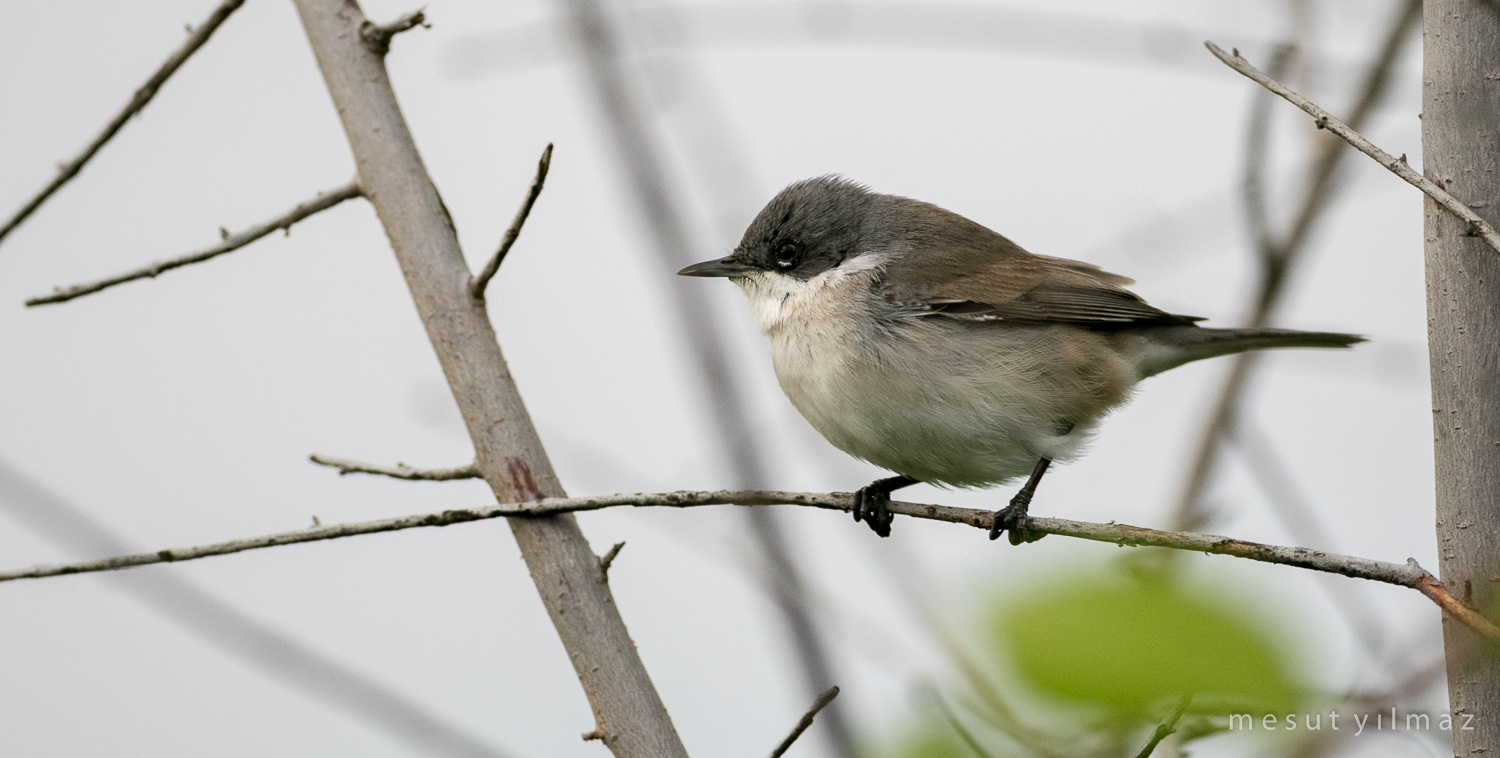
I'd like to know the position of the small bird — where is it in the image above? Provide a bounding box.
[679,177,1362,543]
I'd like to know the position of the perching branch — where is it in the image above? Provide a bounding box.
[1207,40,1500,254]
[309,453,479,481]
[1132,695,1192,758]
[26,181,362,306]
[767,686,840,758]
[1,489,1495,643]
[0,0,247,248]
[469,143,552,300]
[360,9,430,56]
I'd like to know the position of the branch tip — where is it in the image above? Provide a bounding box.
[768,686,840,758]
[0,0,247,248]
[469,143,554,300]
[598,541,626,579]
[308,453,479,482]
[1132,694,1192,758]
[26,181,362,307]
[1205,39,1500,255]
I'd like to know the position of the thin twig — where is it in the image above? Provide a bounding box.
[469,144,552,300]
[598,541,626,579]
[1133,695,1192,758]
[0,0,247,248]
[26,182,362,306]
[360,8,430,55]
[1170,3,1420,530]
[0,489,1494,643]
[1207,41,1500,254]
[768,686,840,758]
[309,453,479,481]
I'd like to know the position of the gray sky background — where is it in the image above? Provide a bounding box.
[0,0,1442,755]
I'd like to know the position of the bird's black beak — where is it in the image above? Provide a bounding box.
[678,256,756,277]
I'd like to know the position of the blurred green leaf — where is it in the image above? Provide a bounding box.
[993,570,1300,715]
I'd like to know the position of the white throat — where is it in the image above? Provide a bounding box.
[731,253,889,334]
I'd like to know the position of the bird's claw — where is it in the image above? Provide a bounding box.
[852,486,895,538]
[989,490,1043,545]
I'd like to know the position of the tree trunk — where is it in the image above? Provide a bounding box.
[290,2,689,755]
[1422,1,1500,753]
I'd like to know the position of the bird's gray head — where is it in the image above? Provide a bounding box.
[679,176,877,280]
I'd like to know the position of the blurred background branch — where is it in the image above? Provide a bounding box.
[1169,0,1420,532]
[553,0,855,753]
[0,458,518,758]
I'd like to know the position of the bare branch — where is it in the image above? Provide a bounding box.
[292,3,685,753]
[469,143,552,300]
[26,182,362,306]
[1133,695,1192,758]
[309,453,478,481]
[0,0,247,248]
[598,541,626,579]
[1207,41,1500,254]
[1,489,1495,643]
[360,9,430,56]
[768,686,840,758]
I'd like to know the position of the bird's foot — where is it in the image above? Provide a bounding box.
[852,475,916,538]
[852,485,895,538]
[989,489,1044,545]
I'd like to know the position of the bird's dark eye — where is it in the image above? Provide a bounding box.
[774,241,800,269]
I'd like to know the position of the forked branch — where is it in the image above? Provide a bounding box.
[0,0,248,247]
[0,489,1494,643]
[27,181,362,306]
[1207,41,1500,254]
[470,143,553,300]
[360,9,430,55]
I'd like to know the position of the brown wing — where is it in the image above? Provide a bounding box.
[872,195,1199,328]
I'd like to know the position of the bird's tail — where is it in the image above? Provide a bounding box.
[1135,326,1365,378]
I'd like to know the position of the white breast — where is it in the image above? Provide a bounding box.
[732,263,1124,488]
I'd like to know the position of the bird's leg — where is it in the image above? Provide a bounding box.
[851,474,918,538]
[989,458,1051,545]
